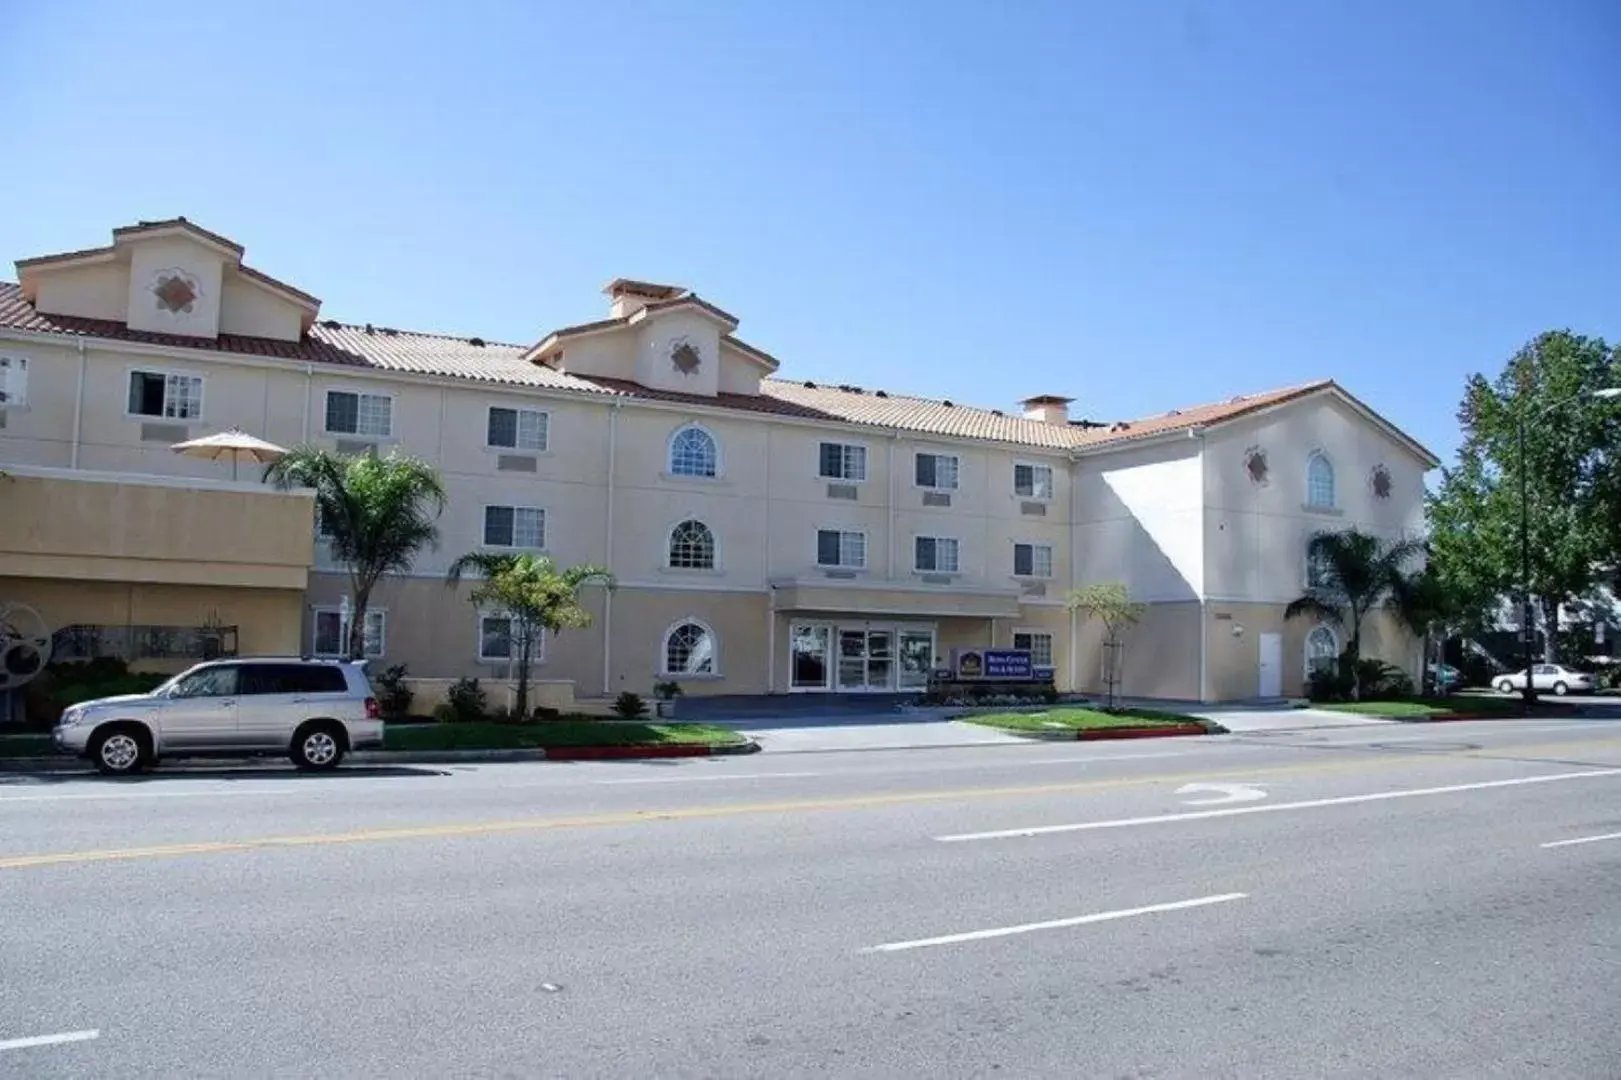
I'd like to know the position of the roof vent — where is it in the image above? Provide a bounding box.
[382,327,398,337]
[364,323,374,335]
[320,319,341,330]
[991,409,1003,416]
[1229,395,1247,403]
[468,337,486,347]
[804,380,817,389]
[942,400,954,408]
[874,390,888,398]
[1166,409,1181,416]
[1109,421,1132,433]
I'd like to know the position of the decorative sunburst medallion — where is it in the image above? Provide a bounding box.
[1244,446,1269,486]
[1370,464,1393,499]
[670,339,701,376]
[151,270,199,314]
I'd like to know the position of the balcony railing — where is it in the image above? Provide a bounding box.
[50,625,239,663]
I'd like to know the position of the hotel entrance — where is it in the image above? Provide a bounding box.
[790,622,935,693]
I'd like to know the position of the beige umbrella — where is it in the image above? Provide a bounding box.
[171,429,288,480]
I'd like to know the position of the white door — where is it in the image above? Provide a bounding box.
[1258,633,1283,698]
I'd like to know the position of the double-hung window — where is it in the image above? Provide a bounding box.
[914,536,960,573]
[1014,462,1054,500]
[487,406,548,451]
[325,390,393,437]
[128,370,203,420]
[0,356,27,407]
[484,505,546,549]
[818,442,867,482]
[313,608,385,658]
[1013,542,1054,578]
[914,452,959,491]
[816,529,867,569]
[479,615,543,663]
[1013,631,1054,669]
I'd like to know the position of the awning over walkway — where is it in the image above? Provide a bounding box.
[769,576,1024,620]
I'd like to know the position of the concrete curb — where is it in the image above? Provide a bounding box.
[0,739,760,773]
[988,723,1216,742]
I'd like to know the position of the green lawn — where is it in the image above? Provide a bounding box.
[964,707,1211,733]
[384,720,747,752]
[1313,695,1523,718]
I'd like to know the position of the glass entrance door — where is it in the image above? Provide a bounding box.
[836,629,894,692]
[898,630,935,690]
[790,625,831,691]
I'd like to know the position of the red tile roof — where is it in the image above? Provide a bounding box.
[0,281,1429,460]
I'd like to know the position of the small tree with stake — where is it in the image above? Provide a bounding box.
[1066,582,1145,711]
[446,552,612,722]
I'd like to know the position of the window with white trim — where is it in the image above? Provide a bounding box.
[128,370,203,420]
[663,621,717,676]
[914,536,960,573]
[1013,631,1054,669]
[818,441,867,482]
[1306,625,1338,677]
[1014,462,1054,500]
[1013,542,1054,578]
[478,614,545,663]
[914,452,959,491]
[1306,452,1336,508]
[670,425,719,478]
[668,520,717,570]
[484,505,545,549]
[487,406,548,451]
[325,390,393,437]
[816,529,867,569]
[0,356,26,406]
[313,608,385,658]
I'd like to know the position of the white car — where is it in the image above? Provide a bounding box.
[1494,664,1596,696]
[53,657,385,775]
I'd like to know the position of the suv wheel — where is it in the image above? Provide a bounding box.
[291,723,345,771]
[90,725,148,776]
[1496,678,1515,694]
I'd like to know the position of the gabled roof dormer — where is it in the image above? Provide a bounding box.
[14,217,320,343]
[522,278,779,398]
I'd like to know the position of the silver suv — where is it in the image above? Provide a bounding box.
[53,658,385,775]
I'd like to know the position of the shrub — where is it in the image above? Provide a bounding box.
[488,705,512,723]
[652,680,684,701]
[431,702,458,724]
[446,677,487,722]
[371,664,414,720]
[531,705,561,723]
[1306,667,1352,702]
[1356,658,1413,698]
[613,691,647,718]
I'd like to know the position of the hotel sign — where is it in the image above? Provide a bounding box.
[952,648,1034,681]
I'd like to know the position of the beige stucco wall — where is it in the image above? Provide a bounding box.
[32,261,129,323]
[1072,600,1202,701]
[219,276,304,341]
[1203,602,1421,701]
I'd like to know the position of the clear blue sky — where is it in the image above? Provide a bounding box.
[5,0,1618,466]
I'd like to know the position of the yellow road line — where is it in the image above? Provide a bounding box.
[5,735,1621,871]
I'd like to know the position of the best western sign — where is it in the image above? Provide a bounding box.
[951,648,1034,681]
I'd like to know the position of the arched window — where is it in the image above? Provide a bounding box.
[668,520,716,570]
[1305,625,1339,678]
[1306,452,1336,509]
[663,621,716,676]
[669,425,718,478]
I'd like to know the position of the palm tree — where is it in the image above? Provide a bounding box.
[446,552,612,721]
[267,447,447,660]
[1286,528,1425,699]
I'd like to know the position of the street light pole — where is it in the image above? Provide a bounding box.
[1516,385,1621,714]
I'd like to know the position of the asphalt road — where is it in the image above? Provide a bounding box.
[4,718,1621,1078]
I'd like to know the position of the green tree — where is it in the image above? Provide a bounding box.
[445,552,612,721]
[266,447,446,659]
[1286,529,1424,700]
[1427,331,1620,662]
[1065,581,1145,710]
[1388,560,1483,695]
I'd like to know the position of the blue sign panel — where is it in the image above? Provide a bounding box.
[983,649,1034,679]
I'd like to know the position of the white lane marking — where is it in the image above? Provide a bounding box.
[1175,782,1268,805]
[0,1029,100,1052]
[862,893,1248,953]
[1541,831,1621,850]
[937,767,1621,843]
[593,771,822,785]
[0,787,302,805]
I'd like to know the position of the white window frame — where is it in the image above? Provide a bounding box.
[125,367,205,421]
[0,355,27,408]
[1012,630,1055,670]
[1013,542,1054,579]
[1305,624,1339,679]
[913,535,961,574]
[660,617,721,678]
[485,404,549,453]
[323,388,394,439]
[1305,451,1337,510]
[818,440,869,483]
[476,612,546,664]
[667,423,722,479]
[482,504,547,550]
[913,451,960,492]
[666,518,719,571]
[312,606,386,659]
[1013,460,1055,501]
[816,527,868,570]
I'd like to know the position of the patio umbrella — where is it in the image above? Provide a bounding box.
[170,429,288,481]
